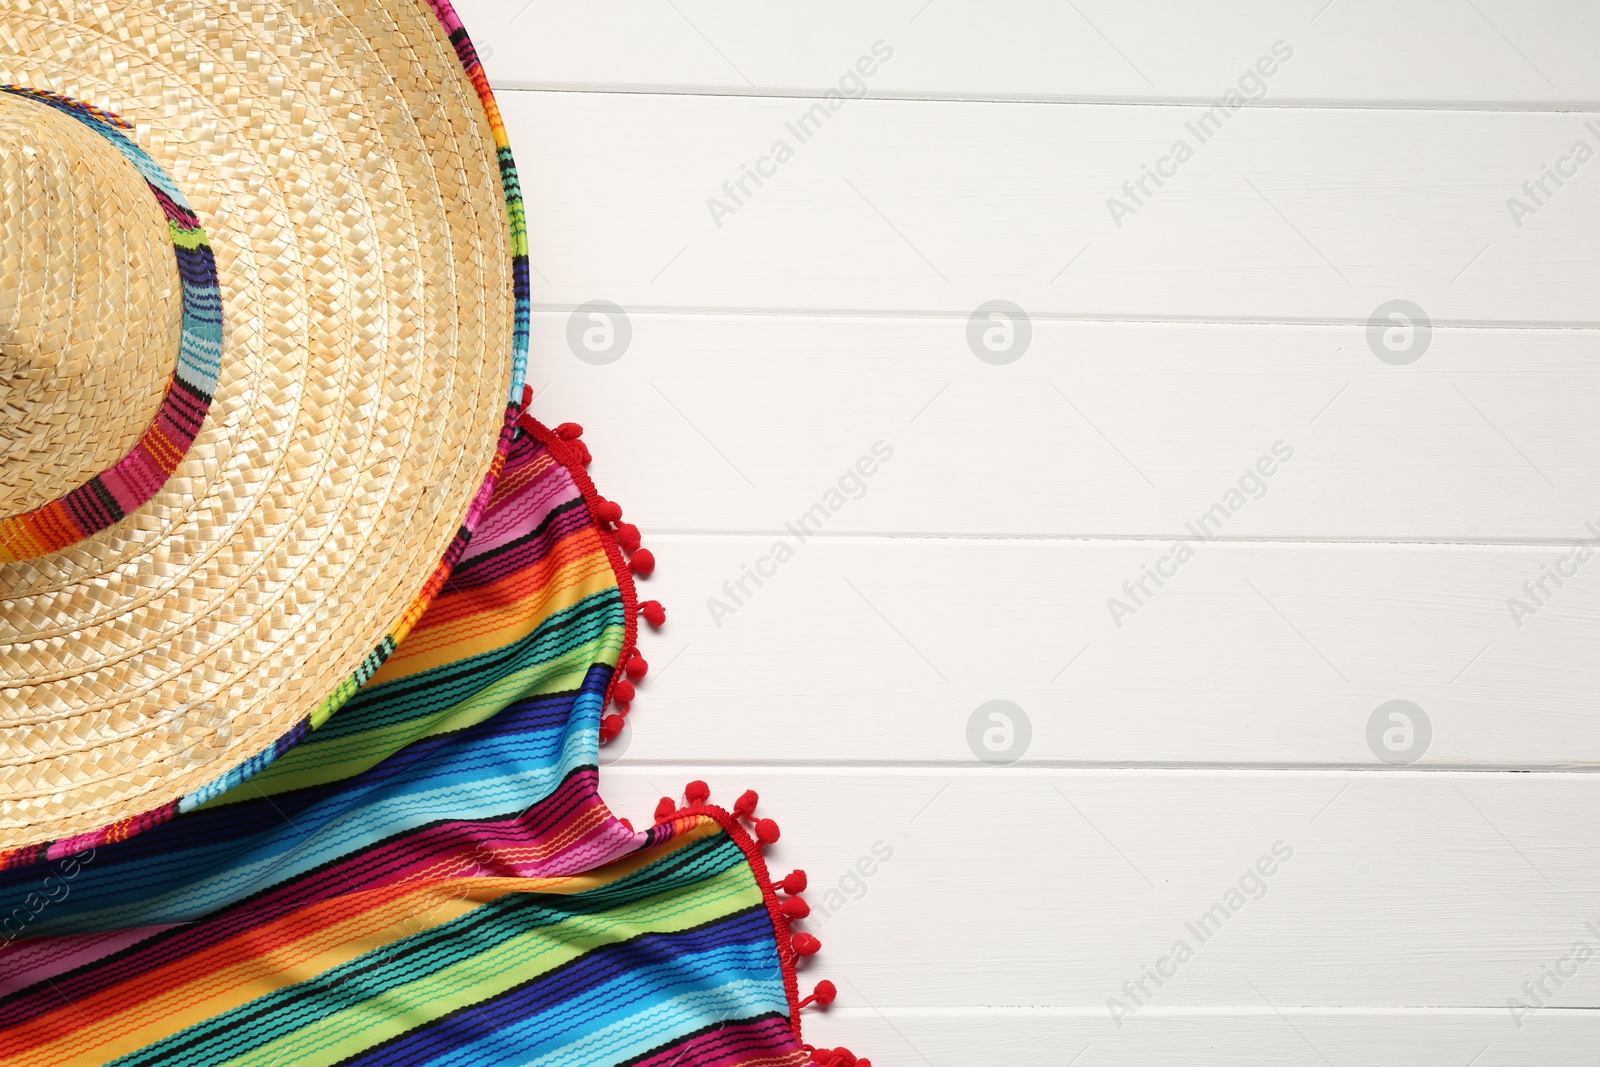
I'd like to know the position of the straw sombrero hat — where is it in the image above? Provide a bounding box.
[0,0,527,852]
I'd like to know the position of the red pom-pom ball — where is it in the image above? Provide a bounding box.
[781,896,811,919]
[625,655,648,680]
[732,790,759,819]
[791,932,822,957]
[685,780,710,805]
[594,500,622,524]
[629,548,655,576]
[599,714,625,742]
[779,869,807,894]
[641,600,666,627]
[754,818,780,845]
[612,680,636,705]
[616,523,642,552]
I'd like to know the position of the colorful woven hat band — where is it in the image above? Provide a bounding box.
[0,85,220,563]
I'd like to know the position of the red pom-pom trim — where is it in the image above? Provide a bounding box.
[599,713,625,742]
[554,422,583,440]
[594,500,622,524]
[616,523,642,552]
[612,679,636,705]
[732,790,759,820]
[754,818,780,845]
[685,779,710,805]
[636,796,873,1065]
[628,547,654,575]
[640,600,666,627]
[654,797,676,821]
[811,1049,867,1067]
[798,979,837,1010]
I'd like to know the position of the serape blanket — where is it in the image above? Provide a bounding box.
[0,423,850,1065]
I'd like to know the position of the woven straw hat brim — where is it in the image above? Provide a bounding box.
[0,0,526,851]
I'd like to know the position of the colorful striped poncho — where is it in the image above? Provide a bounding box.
[0,422,853,1066]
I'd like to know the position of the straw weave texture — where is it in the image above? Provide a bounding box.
[0,0,515,849]
[0,94,180,517]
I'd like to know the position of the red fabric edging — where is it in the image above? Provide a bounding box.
[665,803,807,1039]
[656,796,871,1066]
[524,406,868,1064]
[513,407,644,730]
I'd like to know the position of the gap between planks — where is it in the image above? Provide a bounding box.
[494,84,1600,116]
[528,304,1600,332]
[642,532,1600,549]
[601,765,1600,777]
[816,1005,1600,1017]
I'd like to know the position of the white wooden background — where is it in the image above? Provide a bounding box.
[454,2,1600,1061]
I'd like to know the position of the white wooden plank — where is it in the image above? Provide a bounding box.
[610,537,1600,766]
[463,0,1600,108]
[603,768,1600,1010]
[502,91,1600,324]
[789,1011,1600,1067]
[531,313,1600,540]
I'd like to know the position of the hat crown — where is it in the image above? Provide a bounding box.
[0,91,181,521]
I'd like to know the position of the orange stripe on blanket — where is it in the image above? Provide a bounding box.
[374,554,617,682]
[373,561,618,682]
[420,526,613,632]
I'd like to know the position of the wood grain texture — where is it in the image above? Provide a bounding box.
[464,8,1600,1060]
